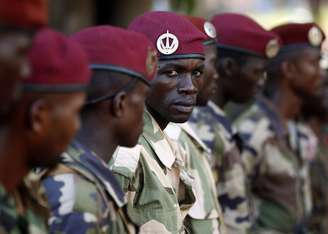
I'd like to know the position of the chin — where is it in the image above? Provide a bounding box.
[169,114,191,123]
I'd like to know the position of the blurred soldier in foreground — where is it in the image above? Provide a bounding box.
[110,11,206,233]
[39,25,157,233]
[234,23,324,233]
[0,28,90,233]
[189,13,280,234]
[165,15,225,234]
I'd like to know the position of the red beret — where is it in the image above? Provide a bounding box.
[24,28,91,92]
[183,15,217,45]
[128,11,207,60]
[271,23,325,48]
[70,25,157,85]
[211,13,281,58]
[0,0,48,29]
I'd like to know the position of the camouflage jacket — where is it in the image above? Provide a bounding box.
[309,136,328,233]
[0,182,47,234]
[110,110,195,234]
[234,96,308,233]
[41,141,134,234]
[165,123,225,234]
[188,101,250,234]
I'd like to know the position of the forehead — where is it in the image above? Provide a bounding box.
[158,58,204,70]
[243,56,267,68]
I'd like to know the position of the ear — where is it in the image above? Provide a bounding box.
[220,58,239,77]
[29,99,50,134]
[281,60,296,82]
[112,91,127,118]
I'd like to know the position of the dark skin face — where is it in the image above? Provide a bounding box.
[115,81,149,147]
[287,47,321,96]
[23,92,86,168]
[196,43,219,106]
[146,58,203,129]
[217,55,267,105]
[78,79,149,162]
[0,31,32,116]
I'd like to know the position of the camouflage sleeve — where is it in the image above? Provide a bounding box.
[235,118,271,178]
[110,145,142,193]
[42,174,107,234]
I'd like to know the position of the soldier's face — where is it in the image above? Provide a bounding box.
[146,58,203,123]
[196,44,219,106]
[27,92,86,168]
[0,30,32,116]
[117,81,149,147]
[289,47,321,96]
[224,56,267,103]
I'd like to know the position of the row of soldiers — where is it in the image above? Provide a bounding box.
[0,0,328,233]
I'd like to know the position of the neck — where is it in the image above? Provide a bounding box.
[271,83,301,124]
[212,80,227,108]
[147,106,169,130]
[0,125,28,192]
[76,118,117,163]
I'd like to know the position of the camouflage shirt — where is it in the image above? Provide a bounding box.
[188,101,250,234]
[234,96,307,233]
[110,110,195,234]
[165,123,225,234]
[0,182,47,234]
[41,141,134,234]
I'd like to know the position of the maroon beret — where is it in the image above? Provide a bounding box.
[271,23,325,48]
[128,11,207,60]
[70,25,157,85]
[211,13,281,58]
[0,0,48,29]
[183,15,216,45]
[24,28,91,92]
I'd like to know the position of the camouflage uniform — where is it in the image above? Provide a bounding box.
[308,135,328,233]
[40,141,134,234]
[110,110,195,234]
[164,123,225,234]
[234,96,308,234]
[0,182,47,234]
[188,101,250,234]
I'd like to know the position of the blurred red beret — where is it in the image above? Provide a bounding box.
[128,11,207,60]
[183,15,216,45]
[271,23,325,48]
[0,0,48,29]
[211,13,281,59]
[71,25,157,84]
[24,28,91,92]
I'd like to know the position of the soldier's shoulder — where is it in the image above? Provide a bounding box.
[110,145,142,179]
[42,172,105,218]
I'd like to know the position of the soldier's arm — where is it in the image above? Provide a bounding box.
[42,173,107,233]
[109,145,142,193]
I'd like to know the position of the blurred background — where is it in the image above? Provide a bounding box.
[49,0,328,59]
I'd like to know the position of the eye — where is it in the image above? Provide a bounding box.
[192,69,202,78]
[165,70,178,78]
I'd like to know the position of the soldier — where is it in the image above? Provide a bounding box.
[234,23,324,233]
[164,15,225,234]
[110,11,206,233]
[188,13,280,234]
[0,28,90,233]
[38,25,157,233]
[0,0,47,117]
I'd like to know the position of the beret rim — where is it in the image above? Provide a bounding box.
[159,53,205,61]
[89,64,150,86]
[217,44,264,58]
[22,84,87,93]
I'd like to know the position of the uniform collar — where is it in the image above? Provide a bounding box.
[142,110,176,169]
[179,122,211,153]
[65,141,126,207]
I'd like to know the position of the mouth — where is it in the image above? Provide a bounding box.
[172,101,195,113]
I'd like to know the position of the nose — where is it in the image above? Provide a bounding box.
[177,74,198,95]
